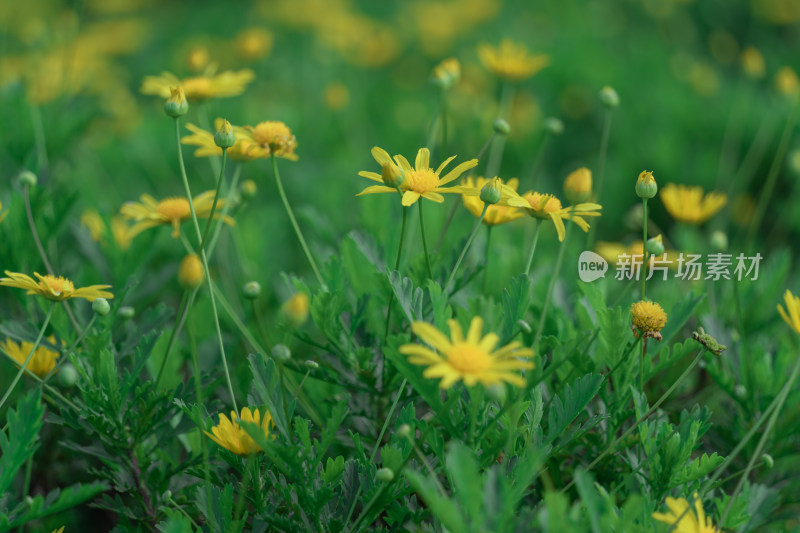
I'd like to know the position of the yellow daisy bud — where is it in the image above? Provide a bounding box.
[741,46,765,79]
[92,298,111,316]
[178,254,204,289]
[18,170,37,188]
[376,467,394,482]
[165,86,189,118]
[242,281,261,300]
[479,177,503,205]
[635,170,658,199]
[214,119,236,148]
[775,66,800,97]
[493,119,510,136]
[631,300,667,341]
[282,292,309,327]
[564,167,593,204]
[381,163,405,189]
[431,57,460,90]
[645,235,664,256]
[599,86,620,108]
[544,117,564,136]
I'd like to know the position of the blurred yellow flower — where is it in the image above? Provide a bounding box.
[660,184,726,225]
[652,493,716,533]
[183,121,268,162]
[0,271,113,302]
[205,407,273,455]
[141,68,255,100]
[563,167,592,204]
[246,121,299,161]
[178,254,205,289]
[1,336,61,377]
[741,46,766,78]
[399,317,534,389]
[81,209,134,251]
[778,290,800,336]
[186,45,210,72]
[120,191,234,239]
[595,241,679,270]
[461,176,524,226]
[631,300,667,340]
[503,191,602,241]
[282,292,310,327]
[357,146,478,206]
[431,57,461,89]
[478,39,549,82]
[775,66,800,97]
[324,82,350,111]
[235,27,274,60]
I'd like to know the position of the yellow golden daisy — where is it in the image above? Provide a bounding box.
[778,290,800,336]
[246,121,299,161]
[399,317,534,389]
[357,146,479,206]
[652,493,717,533]
[462,176,525,226]
[120,191,235,239]
[478,39,549,82]
[502,191,602,241]
[660,184,727,225]
[140,68,255,100]
[631,300,667,341]
[182,121,268,162]
[0,271,113,302]
[80,209,133,251]
[1,336,61,377]
[594,241,679,270]
[205,407,273,455]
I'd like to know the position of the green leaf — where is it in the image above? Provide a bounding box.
[1,481,109,529]
[501,274,531,340]
[323,456,345,483]
[0,388,44,495]
[446,441,483,526]
[405,469,468,533]
[387,270,424,322]
[427,280,452,331]
[248,354,292,440]
[673,453,724,486]
[545,373,603,445]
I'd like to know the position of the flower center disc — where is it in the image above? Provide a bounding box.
[39,275,74,297]
[447,343,492,374]
[406,168,439,194]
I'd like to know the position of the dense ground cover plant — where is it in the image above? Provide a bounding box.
[2,0,800,531]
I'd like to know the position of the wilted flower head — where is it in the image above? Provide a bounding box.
[478,39,549,82]
[205,407,273,455]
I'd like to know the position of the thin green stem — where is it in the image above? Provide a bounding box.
[29,104,49,173]
[154,290,191,388]
[562,348,707,493]
[272,154,327,290]
[370,378,408,461]
[640,338,647,393]
[208,164,242,258]
[187,307,213,525]
[384,205,408,339]
[483,225,493,293]
[528,133,551,189]
[524,219,542,276]
[445,204,488,291]
[0,303,54,411]
[534,221,572,347]
[485,82,514,179]
[587,107,613,247]
[641,198,648,300]
[173,117,238,413]
[199,149,227,253]
[0,347,79,411]
[251,300,272,352]
[19,455,33,532]
[418,201,433,279]
[747,97,799,247]
[41,314,97,384]
[439,90,448,161]
[167,496,201,530]
[718,353,800,526]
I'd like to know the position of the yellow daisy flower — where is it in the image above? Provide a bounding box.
[462,176,525,226]
[399,317,534,389]
[245,121,299,161]
[595,241,679,270]
[652,493,717,533]
[778,290,800,336]
[502,191,602,241]
[120,191,235,239]
[357,146,479,206]
[140,68,255,100]
[1,336,61,376]
[182,121,268,162]
[0,271,113,302]
[478,39,550,82]
[631,300,667,341]
[205,407,273,455]
[80,210,134,251]
[660,184,727,225]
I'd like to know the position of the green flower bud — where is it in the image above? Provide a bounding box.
[165,86,189,118]
[92,298,111,316]
[272,344,291,362]
[635,170,657,199]
[396,424,411,438]
[214,119,236,148]
[242,281,261,300]
[486,384,507,404]
[304,359,319,369]
[162,490,173,501]
[645,235,664,256]
[18,170,38,188]
[118,306,135,319]
[382,164,405,189]
[58,363,79,387]
[544,117,564,136]
[710,230,728,252]
[376,467,394,482]
[762,453,774,469]
[517,319,532,333]
[493,118,510,136]
[599,86,620,108]
[480,178,502,205]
